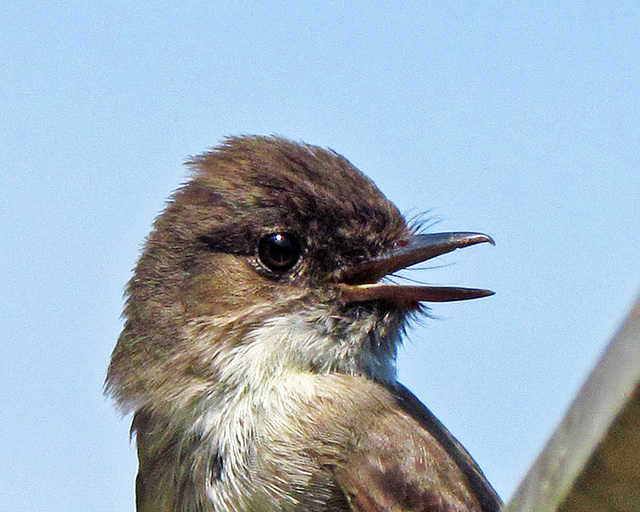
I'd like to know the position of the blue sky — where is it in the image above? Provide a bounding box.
[2,2,639,510]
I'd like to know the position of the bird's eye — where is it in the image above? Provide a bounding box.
[257,233,301,272]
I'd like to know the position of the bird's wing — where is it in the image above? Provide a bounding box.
[133,410,216,512]
[390,383,502,512]
[331,383,501,512]
[133,411,177,512]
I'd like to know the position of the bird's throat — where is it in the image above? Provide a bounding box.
[189,307,403,392]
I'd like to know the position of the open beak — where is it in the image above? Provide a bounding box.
[334,232,494,306]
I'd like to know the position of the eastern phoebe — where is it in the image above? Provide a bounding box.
[107,136,500,511]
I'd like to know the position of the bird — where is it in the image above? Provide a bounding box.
[106,135,501,512]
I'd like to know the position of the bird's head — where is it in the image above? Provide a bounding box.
[107,136,492,414]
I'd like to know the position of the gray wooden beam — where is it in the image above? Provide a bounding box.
[504,295,640,512]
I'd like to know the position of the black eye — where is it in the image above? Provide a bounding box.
[257,233,301,272]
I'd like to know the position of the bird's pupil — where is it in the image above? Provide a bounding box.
[258,233,300,272]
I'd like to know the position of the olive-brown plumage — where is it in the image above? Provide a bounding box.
[107,136,500,512]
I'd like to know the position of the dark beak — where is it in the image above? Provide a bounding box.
[334,232,494,306]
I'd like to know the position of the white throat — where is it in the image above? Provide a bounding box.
[206,308,399,392]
